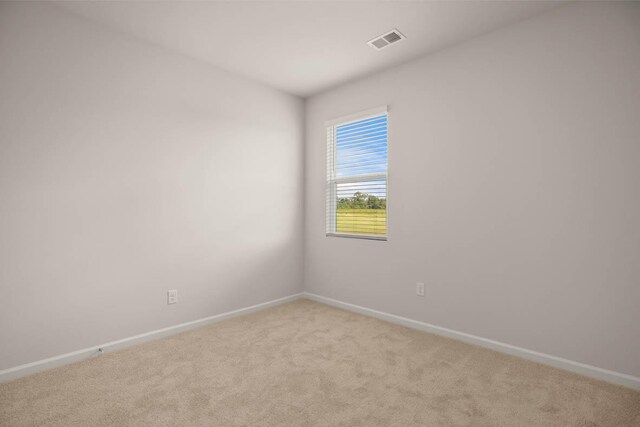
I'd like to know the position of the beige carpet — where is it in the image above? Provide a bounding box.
[1,300,639,426]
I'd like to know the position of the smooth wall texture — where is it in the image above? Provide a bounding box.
[305,2,640,377]
[0,2,303,370]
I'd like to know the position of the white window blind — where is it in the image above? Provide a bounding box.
[326,108,388,240]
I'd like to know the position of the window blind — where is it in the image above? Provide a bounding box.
[326,110,388,240]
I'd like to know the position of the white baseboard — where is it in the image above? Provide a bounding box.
[0,293,304,383]
[4,291,638,390]
[303,292,640,390]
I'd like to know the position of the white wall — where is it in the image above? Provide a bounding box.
[0,2,303,370]
[304,2,640,377]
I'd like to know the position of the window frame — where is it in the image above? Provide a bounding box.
[325,106,389,241]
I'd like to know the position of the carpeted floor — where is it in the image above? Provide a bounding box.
[1,299,639,426]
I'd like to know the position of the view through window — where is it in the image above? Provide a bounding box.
[326,110,388,240]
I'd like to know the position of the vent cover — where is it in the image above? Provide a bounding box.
[368,29,406,50]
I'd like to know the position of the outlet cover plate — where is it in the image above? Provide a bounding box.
[167,290,178,305]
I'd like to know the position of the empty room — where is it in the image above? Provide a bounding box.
[1,0,639,425]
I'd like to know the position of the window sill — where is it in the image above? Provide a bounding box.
[326,233,387,241]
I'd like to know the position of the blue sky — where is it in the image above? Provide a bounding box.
[335,114,387,198]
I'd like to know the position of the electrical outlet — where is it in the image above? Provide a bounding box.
[167,290,178,305]
[416,282,425,297]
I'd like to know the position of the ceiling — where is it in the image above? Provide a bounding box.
[56,1,564,98]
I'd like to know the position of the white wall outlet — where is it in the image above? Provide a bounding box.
[416,282,425,297]
[167,290,178,305]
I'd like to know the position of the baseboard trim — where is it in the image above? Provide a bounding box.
[4,292,637,390]
[0,292,304,383]
[303,292,640,390]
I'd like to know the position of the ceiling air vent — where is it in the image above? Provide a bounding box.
[368,29,406,51]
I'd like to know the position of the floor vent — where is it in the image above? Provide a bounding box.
[368,29,406,50]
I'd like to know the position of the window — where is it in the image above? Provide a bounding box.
[326,107,388,240]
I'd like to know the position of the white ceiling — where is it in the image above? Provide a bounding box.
[56,1,563,98]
